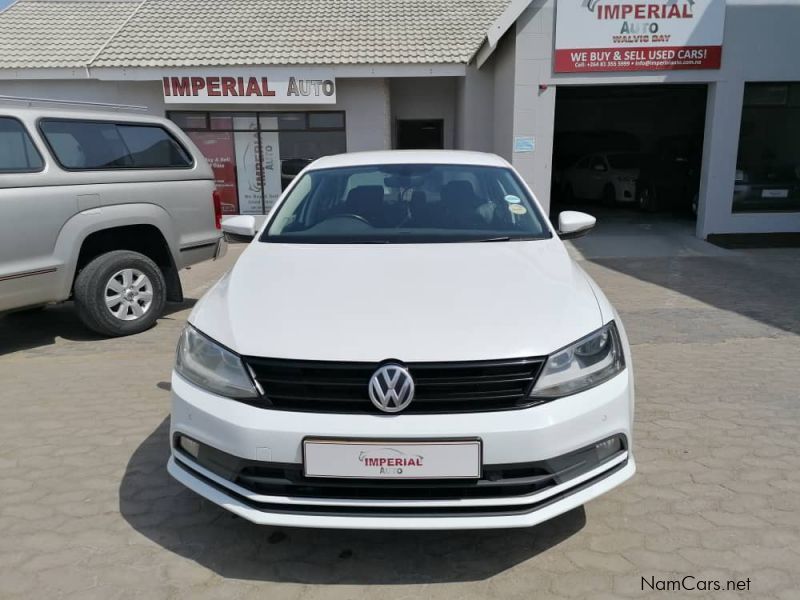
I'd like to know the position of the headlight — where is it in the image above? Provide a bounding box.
[175,325,258,398]
[530,322,625,399]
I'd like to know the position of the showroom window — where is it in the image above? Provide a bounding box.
[169,111,346,214]
[733,82,800,213]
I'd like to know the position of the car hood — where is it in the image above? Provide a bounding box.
[189,239,603,362]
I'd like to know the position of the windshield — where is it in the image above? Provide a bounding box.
[261,163,550,243]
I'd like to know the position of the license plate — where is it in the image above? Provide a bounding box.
[303,439,481,479]
[762,189,789,198]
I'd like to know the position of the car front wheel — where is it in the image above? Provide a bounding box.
[73,250,166,337]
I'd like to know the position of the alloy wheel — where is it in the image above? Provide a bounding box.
[104,268,154,321]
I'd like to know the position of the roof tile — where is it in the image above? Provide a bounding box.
[0,0,510,69]
[0,0,139,68]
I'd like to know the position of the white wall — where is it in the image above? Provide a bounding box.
[455,65,494,153]
[389,78,457,148]
[0,80,165,113]
[0,78,392,154]
[493,33,517,162]
[509,0,800,236]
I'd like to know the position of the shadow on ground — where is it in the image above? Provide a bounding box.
[120,419,586,584]
[591,253,800,337]
[0,299,196,355]
[558,207,800,337]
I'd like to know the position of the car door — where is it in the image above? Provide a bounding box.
[0,115,77,311]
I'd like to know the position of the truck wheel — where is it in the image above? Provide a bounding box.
[73,250,166,337]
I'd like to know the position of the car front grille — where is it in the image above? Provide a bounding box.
[242,356,546,414]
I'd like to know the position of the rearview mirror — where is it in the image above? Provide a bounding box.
[558,211,596,240]
[222,215,257,241]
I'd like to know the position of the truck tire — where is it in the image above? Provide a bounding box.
[73,250,167,337]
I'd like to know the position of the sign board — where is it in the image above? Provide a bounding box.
[514,136,536,153]
[162,70,336,104]
[554,0,725,73]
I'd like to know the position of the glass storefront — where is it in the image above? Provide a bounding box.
[169,111,346,214]
[733,83,800,213]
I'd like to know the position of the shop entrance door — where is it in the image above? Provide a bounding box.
[396,119,444,150]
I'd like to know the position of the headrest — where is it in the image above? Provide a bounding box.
[442,180,477,205]
[345,185,384,206]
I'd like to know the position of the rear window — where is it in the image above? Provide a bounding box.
[0,117,44,173]
[39,119,192,170]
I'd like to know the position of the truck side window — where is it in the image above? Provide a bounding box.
[0,117,44,173]
[39,119,192,170]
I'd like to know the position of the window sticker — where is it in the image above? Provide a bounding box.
[509,204,527,215]
[504,194,522,204]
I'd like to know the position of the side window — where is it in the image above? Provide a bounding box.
[0,117,44,173]
[116,125,192,168]
[39,119,191,170]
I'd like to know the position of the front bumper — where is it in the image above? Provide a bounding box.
[617,181,637,202]
[169,369,635,529]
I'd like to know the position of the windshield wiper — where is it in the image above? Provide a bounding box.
[476,235,541,242]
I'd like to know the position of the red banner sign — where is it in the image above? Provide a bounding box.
[555,45,722,73]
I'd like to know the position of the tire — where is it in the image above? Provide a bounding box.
[73,250,166,337]
[602,184,616,206]
[638,184,658,212]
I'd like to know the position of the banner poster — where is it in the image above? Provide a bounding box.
[554,0,725,73]
[234,130,265,215]
[186,130,239,214]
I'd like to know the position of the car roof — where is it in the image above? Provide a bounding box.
[0,102,173,126]
[308,150,511,170]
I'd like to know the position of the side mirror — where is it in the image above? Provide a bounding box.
[558,211,596,239]
[222,215,257,241]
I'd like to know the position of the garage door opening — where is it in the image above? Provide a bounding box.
[552,84,707,227]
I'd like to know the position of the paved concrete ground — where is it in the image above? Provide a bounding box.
[1,227,800,599]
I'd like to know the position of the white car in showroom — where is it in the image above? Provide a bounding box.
[561,152,640,205]
[169,150,635,530]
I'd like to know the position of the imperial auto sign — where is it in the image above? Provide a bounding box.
[161,69,336,104]
[554,0,725,73]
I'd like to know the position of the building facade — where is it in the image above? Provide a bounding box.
[1,0,798,240]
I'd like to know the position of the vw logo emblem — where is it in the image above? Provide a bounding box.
[368,364,415,413]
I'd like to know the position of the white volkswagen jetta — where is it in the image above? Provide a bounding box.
[169,150,635,530]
